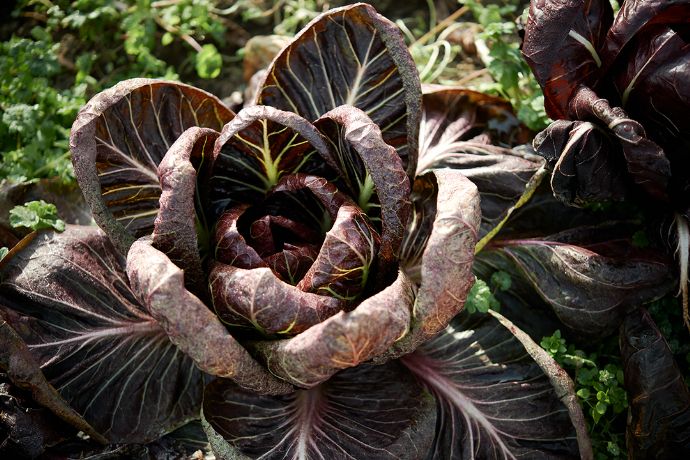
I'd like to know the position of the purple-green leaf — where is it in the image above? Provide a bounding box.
[394,169,480,355]
[480,222,674,337]
[70,79,233,254]
[256,3,422,177]
[534,119,628,206]
[0,226,203,442]
[201,362,435,459]
[153,127,219,297]
[209,105,333,218]
[126,236,292,395]
[209,261,345,336]
[314,105,410,283]
[402,310,591,459]
[522,0,613,119]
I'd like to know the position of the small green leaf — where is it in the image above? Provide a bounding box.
[0,247,8,260]
[9,200,66,232]
[576,388,590,399]
[161,32,174,46]
[195,43,222,79]
[490,270,511,291]
[595,401,608,415]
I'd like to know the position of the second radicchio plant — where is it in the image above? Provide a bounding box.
[522,0,690,327]
[0,3,607,459]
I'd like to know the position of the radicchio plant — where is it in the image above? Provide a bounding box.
[522,0,690,326]
[0,3,599,458]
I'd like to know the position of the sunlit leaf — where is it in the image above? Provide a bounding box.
[70,79,233,253]
[202,362,435,459]
[0,226,203,442]
[402,310,591,459]
[257,3,422,177]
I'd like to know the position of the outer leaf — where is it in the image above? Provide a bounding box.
[202,362,436,460]
[252,270,414,388]
[620,308,690,459]
[70,78,233,254]
[126,237,292,395]
[153,127,219,297]
[522,0,613,118]
[0,226,204,442]
[314,105,411,282]
[0,317,106,445]
[608,23,690,214]
[402,310,590,459]
[534,119,628,206]
[256,3,422,177]
[479,222,674,337]
[209,105,333,218]
[601,0,690,64]
[417,86,531,174]
[568,85,671,202]
[393,169,480,355]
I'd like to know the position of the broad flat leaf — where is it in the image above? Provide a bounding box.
[314,105,411,283]
[126,237,292,395]
[209,105,333,219]
[0,315,105,444]
[417,86,531,174]
[256,3,422,177]
[621,308,690,459]
[416,86,541,241]
[402,310,590,459]
[522,0,613,118]
[70,78,233,254]
[252,269,413,388]
[479,222,674,337]
[393,169,480,356]
[153,127,219,297]
[534,119,628,206]
[202,362,435,460]
[0,226,204,442]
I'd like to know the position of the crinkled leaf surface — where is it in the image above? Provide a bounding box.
[153,127,219,297]
[402,310,590,460]
[209,105,333,218]
[534,119,628,207]
[257,3,422,177]
[601,0,690,64]
[393,169,480,355]
[252,269,413,388]
[127,237,292,395]
[568,85,670,202]
[621,308,690,459]
[478,222,674,337]
[70,79,233,254]
[522,0,613,118]
[314,105,410,283]
[0,226,203,442]
[202,362,435,460]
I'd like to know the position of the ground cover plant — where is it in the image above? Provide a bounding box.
[0,1,689,459]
